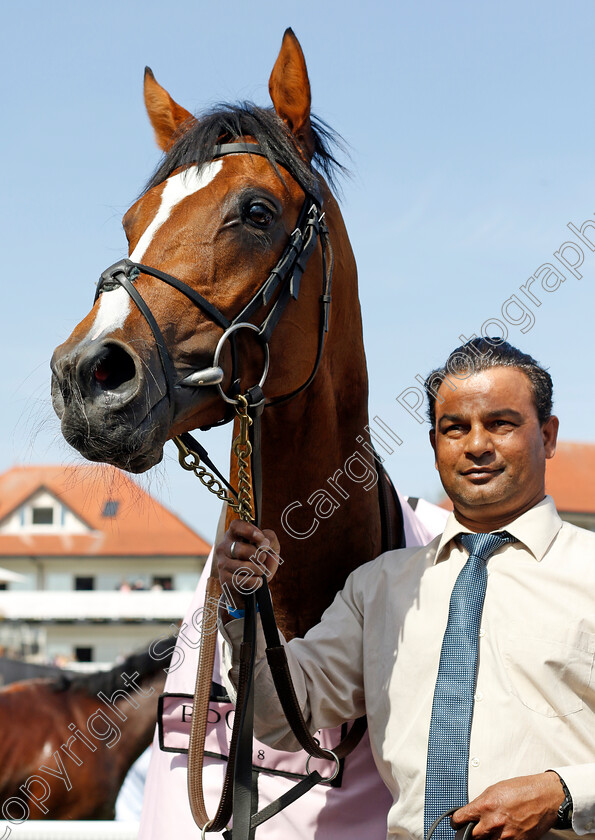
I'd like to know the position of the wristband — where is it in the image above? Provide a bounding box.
[547,770,573,829]
[225,604,260,619]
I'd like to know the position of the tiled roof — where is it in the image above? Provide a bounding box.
[0,465,211,557]
[545,441,595,514]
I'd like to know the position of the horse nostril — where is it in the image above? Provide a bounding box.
[91,344,137,392]
[76,341,140,399]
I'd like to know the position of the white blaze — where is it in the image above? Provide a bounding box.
[88,161,223,342]
[88,286,131,342]
[129,161,223,262]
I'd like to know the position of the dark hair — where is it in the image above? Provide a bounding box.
[143,102,347,199]
[425,338,554,426]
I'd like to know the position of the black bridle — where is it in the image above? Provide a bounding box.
[94,142,333,427]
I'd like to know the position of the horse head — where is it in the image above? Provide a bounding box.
[51,29,347,473]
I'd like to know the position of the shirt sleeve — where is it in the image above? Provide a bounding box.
[219,571,366,753]
[550,765,595,834]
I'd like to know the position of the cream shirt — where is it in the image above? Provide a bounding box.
[221,497,595,839]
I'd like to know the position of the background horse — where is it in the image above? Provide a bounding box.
[0,641,172,820]
[51,29,438,839]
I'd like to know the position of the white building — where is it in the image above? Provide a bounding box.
[0,465,210,665]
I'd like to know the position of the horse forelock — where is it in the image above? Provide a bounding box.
[142,103,347,199]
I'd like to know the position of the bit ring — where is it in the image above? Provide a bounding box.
[230,541,237,559]
[213,322,270,404]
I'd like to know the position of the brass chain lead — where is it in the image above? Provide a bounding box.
[173,436,240,511]
[232,394,254,522]
[173,395,254,521]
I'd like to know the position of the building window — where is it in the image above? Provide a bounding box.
[75,576,95,591]
[32,507,53,525]
[75,647,93,662]
[152,576,173,590]
[102,500,119,517]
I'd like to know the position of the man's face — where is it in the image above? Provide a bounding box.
[430,366,559,529]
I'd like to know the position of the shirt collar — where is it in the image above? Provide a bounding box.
[434,495,562,564]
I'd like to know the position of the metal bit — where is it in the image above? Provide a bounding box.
[179,367,224,387]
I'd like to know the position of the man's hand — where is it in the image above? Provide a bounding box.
[216,519,281,622]
[452,772,564,840]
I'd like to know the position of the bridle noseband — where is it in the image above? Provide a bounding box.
[94,142,333,425]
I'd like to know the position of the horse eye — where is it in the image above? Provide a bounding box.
[246,202,274,228]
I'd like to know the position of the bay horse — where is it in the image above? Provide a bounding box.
[50,28,437,839]
[0,641,172,822]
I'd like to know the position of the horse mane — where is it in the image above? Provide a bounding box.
[143,103,347,197]
[50,637,175,696]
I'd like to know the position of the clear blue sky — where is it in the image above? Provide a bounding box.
[2,1,594,541]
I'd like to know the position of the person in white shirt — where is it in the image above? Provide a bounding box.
[217,338,595,840]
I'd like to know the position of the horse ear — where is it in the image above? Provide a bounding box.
[269,29,315,158]
[143,67,195,151]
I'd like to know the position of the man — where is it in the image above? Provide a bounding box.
[217,339,595,840]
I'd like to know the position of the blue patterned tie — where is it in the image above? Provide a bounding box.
[424,531,516,840]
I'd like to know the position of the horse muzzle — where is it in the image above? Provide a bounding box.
[50,336,171,471]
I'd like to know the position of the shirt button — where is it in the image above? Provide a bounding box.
[470,757,480,768]
[479,628,486,638]
[474,691,483,702]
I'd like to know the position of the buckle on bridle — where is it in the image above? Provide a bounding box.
[94,258,140,300]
